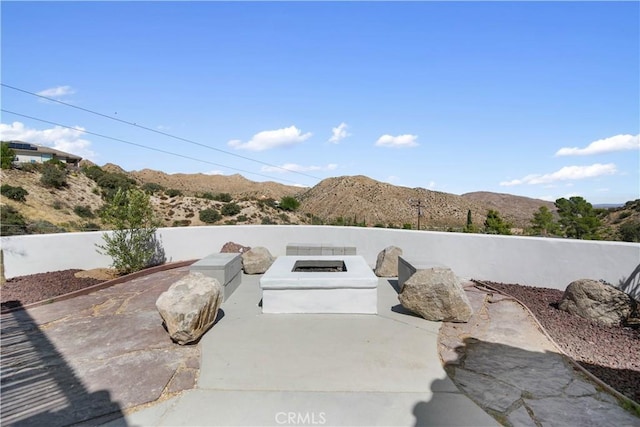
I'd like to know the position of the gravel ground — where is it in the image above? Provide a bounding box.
[481,280,639,402]
[2,271,638,402]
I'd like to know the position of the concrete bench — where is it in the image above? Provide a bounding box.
[397,256,448,290]
[189,253,242,301]
[286,243,357,256]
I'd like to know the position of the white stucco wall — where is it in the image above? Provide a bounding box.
[1,226,639,297]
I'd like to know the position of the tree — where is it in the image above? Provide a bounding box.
[279,196,300,211]
[483,209,512,235]
[221,202,241,216]
[96,188,165,274]
[555,196,601,240]
[530,206,560,236]
[1,142,15,170]
[463,209,478,233]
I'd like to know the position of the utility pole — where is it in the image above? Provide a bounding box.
[409,198,426,230]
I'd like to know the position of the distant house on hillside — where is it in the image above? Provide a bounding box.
[6,140,82,168]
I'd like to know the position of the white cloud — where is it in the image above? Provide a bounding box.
[0,121,95,160]
[386,175,400,183]
[36,85,75,99]
[555,134,639,156]
[428,180,436,189]
[228,126,312,151]
[204,170,224,175]
[375,134,419,148]
[328,122,350,144]
[261,163,337,173]
[500,163,617,186]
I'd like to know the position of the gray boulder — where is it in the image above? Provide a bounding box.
[374,246,403,277]
[558,279,635,327]
[242,246,275,274]
[156,272,223,345]
[398,267,473,322]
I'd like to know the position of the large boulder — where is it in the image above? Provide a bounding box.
[398,267,473,322]
[558,279,636,327]
[156,272,223,345]
[242,246,275,274]
[374,246,403,277]
[220,241,251,254]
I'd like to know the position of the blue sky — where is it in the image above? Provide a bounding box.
[1,1,638,204]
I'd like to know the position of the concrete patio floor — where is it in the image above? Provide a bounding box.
[103,272,497,426]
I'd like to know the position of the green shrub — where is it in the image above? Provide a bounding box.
[215,193,233,202]
[172,219,191,227]
[0,205,27,235]
[165,188,182,197]
[40,162,68,188]
[257,198,277,210]
[82,165,106,181]
[95,172,136,200]
[73,205,94,218]
[199,192,216,200]
[402,223,413,230]
[220,202,241,216]
[1,184,28,202]
[52,200,64,210]
[236,214,248,222]
[82,222,101,231]
[142,182,165,194]
[279,196,300,211]
[27,220,66,234]
[199,208,221,223]
[97,188,165,274]
[261,216,275,225]
[618,221,640,242]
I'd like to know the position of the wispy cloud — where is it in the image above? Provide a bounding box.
[375,134,419,148]
[36,85,75,100]
[204,170,224,175]
[0,121,95,160]
[228,126,311,151]
[261,163,337,173]
[555,134,639,156]
[500,163,617,186]
[328,122,350,144]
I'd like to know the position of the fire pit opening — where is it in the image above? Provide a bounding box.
[292,260,347,272]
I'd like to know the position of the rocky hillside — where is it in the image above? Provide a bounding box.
[1,163,637,240]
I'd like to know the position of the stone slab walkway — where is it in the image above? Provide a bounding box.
[439,284,639,427]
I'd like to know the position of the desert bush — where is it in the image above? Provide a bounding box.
[40,162,68,188]
[220,202,241,216]
[199,192,216,200]
[1,205,27,235]
[215,193,233,202]
[224,219,237,225]
[27,220,66,234]
[257,198,277,210]
[402,223,412,230]
[73,205,94,218]
[279,196,300,211]
[236,214,248,222]
[618,221,640,242]
[278,213,290,223]
[52,200,64,210]
[95,172,136,200]
[97,188,165,274]
[261,216,275,225]
[199,208,221,223]
[185,212,194,218]
[1,184,28,202]
[142,182,165,194]
[82,222,101,231]
[172,219,191,227]
[165,188,182,197]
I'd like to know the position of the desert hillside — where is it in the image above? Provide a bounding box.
[1,162,637,241]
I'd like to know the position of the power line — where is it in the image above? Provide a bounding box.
[1,109,307,185]
[409,197,426,230]
[1,83,322,181]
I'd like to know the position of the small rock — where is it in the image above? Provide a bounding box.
[242,247,275,274]
[156,272,223,345]
[374,246,403,277]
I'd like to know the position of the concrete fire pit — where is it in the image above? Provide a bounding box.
[259,255,378,314]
